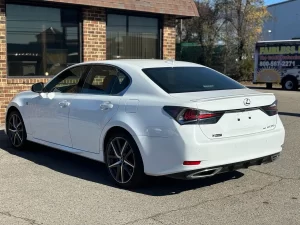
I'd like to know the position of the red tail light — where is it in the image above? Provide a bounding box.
[183,161,201,165]
[163,106,223,125]
[261,100,278,116]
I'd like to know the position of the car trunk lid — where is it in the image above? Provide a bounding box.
[170,89,277,139]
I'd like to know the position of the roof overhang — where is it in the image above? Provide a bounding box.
[22,0,199,18]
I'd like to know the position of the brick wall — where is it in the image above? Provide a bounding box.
[0,0,6,124]
[163,15,176,60]
[82,7,106,61]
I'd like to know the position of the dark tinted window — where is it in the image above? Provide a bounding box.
[44,66,87,93]
[6,4,80,77]
[81,66,130,95]
[107,14,159,59]
[142,67,245,93]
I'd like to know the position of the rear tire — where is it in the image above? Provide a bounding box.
[6,110,27,149]
[105,131,146,189]
[266,83,273,89]
[282,78,298,90]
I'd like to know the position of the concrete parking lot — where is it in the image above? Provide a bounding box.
[0,88,300,225]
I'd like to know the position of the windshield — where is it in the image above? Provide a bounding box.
[142,67,245,93]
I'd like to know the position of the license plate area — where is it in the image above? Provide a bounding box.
[199,109,277,139]
[230,111,254,129]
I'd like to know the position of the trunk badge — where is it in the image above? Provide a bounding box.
[243,98,251,106]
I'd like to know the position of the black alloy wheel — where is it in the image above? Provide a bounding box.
[105,132,145,189]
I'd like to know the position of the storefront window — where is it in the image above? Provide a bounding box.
[107,14,160,60]
[6,4,81,77]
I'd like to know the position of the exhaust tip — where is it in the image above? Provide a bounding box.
[271,153,280,162]
[187,167,222,179]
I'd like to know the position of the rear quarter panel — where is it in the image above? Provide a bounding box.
[100,94,196,151]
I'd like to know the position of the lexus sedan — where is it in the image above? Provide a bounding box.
[5,60,285,188]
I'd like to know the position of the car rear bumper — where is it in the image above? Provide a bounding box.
[135,124,285,176]
[167,153,280,180]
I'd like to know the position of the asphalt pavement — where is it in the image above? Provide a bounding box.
[0,88,299,225]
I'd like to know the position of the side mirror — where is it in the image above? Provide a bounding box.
[31,82,44,93]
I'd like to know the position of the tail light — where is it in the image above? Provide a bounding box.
[163,106,224,125]
[261,100,278,116]
[183,161,201,165]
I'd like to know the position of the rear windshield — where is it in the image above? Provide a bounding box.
[142,67,245,93]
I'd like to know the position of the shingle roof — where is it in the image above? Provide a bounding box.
[37,0,199,17]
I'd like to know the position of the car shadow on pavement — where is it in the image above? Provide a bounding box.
[0,130,244,196]
[279,112,300,117]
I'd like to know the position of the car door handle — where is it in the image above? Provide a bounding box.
[59,100,70,108]
[100,102,114,110]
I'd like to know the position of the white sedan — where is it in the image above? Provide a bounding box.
[5,60,285,188]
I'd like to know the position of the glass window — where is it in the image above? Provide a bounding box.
[111,71,130,95]
[6,4,80,77]
[107,14,159,60]
[81,65,130,95]
[44,66,87,93]
[142,67,245,93]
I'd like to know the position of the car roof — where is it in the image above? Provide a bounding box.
[76,59,204,69]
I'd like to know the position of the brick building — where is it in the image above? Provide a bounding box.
[0,0,198,124]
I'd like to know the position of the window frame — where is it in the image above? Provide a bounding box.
[42,64,90,94]
[106,9,163,60]
[6,1,83,78]
[142,66,246,94]
[79,63,132,96]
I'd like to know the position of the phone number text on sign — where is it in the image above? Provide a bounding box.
[259,61,296,67]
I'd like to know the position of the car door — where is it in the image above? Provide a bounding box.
[68,65,130,153]
[31,65,89,147]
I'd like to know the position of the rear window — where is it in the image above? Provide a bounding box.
[142,67,245,93]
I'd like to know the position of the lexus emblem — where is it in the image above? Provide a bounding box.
[243,98,251,106]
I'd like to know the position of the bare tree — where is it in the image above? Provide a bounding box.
[178,0,225,67]
[222,0,269,79]
[177,0,269,80]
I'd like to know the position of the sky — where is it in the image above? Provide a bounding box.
[265,0,287,5]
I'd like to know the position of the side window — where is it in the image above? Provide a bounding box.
[111,70,130,95]
[44,66,87,93]
[81,65,130,95]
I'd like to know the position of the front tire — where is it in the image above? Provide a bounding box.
[6,110,27,149]
[105,132,146,189]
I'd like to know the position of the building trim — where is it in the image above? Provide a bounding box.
[27,0,199,17]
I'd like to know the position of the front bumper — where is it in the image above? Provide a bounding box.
[168,153,280,180]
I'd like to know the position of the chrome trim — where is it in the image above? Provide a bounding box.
[187,167,222,179]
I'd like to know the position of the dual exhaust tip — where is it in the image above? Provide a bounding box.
[186,153,281,179]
